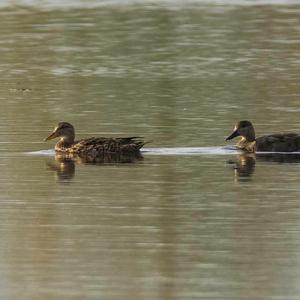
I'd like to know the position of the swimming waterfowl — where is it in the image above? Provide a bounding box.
[226,120,300,152]
[45,122,145,155]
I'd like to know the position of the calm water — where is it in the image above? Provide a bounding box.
[1,1,300,299]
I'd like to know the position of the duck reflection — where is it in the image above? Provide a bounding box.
[46,152,143,183]
[228,153,300,181]
[257,153,300,163]
[228,154,256,180]
[46,157,75,183]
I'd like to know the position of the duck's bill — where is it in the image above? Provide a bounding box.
[226,130,239,141]
[45,131,58,141]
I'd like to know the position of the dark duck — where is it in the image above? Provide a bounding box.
[226,120,300,152]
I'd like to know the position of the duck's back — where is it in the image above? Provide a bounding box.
[256,133,300,152]
[59,137,145,155]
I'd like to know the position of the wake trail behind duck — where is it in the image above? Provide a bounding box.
[142,146,239,155]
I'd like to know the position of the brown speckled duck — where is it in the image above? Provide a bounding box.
[226,120,300,152]
[45,122,145,155]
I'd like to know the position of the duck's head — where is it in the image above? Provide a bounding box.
[226,120,256,142]
[45,122,75,144]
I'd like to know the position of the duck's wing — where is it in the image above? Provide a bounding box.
[72,137,145,154]
[256,133,300,152]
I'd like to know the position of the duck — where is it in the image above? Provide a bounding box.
[45,122,145,156]
[225,120,300,152]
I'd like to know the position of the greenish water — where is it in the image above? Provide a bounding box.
[0,1,300,299]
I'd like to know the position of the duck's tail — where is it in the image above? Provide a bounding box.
[123,137,149,149]
[136,140,152,150]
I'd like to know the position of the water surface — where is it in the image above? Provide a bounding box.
[0,1,300,299]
